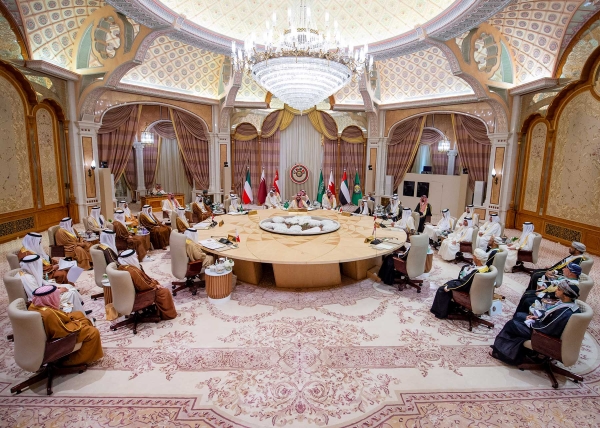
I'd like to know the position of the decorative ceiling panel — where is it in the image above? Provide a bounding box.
[236,74,267,102]
[378,46,474,103]
[334,80,363,105]
[560,17,600,80]
[490,0,582,84]
[157,0,453,46]
[18,0,105,69]
[0,14,25,60]
[121,35,224,99]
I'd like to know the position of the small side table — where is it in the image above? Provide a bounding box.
[102,279,118,321]
[205,269,233,303]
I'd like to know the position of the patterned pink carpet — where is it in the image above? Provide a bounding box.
[0,228,598,427]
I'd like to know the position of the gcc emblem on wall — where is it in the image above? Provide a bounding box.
[290,164,310,184]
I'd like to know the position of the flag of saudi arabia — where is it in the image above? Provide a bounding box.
[242,169,253,204]
[339,170,351,205]
[351,171,362,205]
[316,170,325,204]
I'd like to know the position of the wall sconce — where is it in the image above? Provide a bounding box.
[492,167,498,184]
[224,161,229,167]
[88,160,96,177]
[368,165,373,171]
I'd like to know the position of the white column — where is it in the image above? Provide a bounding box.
[66,81,85,220]
[501,94,522,224]
[75,120,101,220]
[133,141,145,193]
[484,133,509,220]
[207,132,219,196]
[447,149,458,175]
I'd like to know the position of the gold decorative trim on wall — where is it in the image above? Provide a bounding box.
[544,223,582,243]
[82,136,96,199]
[490,146,504,205]
[0,216,34,237]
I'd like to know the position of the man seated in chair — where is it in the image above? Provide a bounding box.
[192,195,212,221]
[28,285,103,366]
[430,248,496,319]
[20,254,88,315]
[424,208,452,245]
[99,229,119,265]
[228,194,242,213]
[55,217,92,270]
[515,263,582,314]
[151,183,166,195]
[18,232,68,284]
[439,217,474,261]
[86,206,106,233]
[321,189,337,210]
[289,193,309,209]
[476,213,502,251]
[457,204,474,226]
[527,241,587,291]
[490,280,580,366]
[377,243,411,286]
[264,188,282,209]
[114,210,150,261]
[175,207,191,233]
[300,189,312,206]
[139,205,170,250]
[184,228,214,268]
[391,208,416,234]
[384,194,401,221]
[355,196,371,215]
[501,222,535,272]
[118,200,138,227]
[162,193,181,219]
[117,249,176,320]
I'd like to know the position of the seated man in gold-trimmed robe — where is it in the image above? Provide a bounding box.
[175,207,191,233]
[86,206,106,233]
[184,228,214,268]
[55,217,92,270]
[138,205,170,250]
[114,210,150,261]
[118,200,138,227]
[18,232,68,284]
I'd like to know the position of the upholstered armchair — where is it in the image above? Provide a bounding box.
[8,298,87,395]
[580,258,594,276]
[392,233,428,293]
[518,300,593,388]
[89,245,108,300]
[449,266,498,331]
[455,226,479,264]
[577,274,594,303]
[106,262,159,334]
[170,230,205,296]
[513,232,543,274]
[170,211,178,231]
[3,268,28,341]
[48,225,65,258]
[6,251,20,270]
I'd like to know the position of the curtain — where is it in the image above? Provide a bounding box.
[124,146,136,190]
[454,114,491,190]
[151,121,177,140]
[410,144,432,174]
[97,104,139,183]
[340,126,365,192]
[155,138,193,203]
[417,127,447,175]
[143,136,160,189]
[386,116,426,190]
[322,138,337,190]
[170,109,210,190]
[232,123,259,197]
[280,115,323,200]
[261,129,280,193]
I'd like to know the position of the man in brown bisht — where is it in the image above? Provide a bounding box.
[138,205,170,250]
[28,284,103,366]
[118,200,138,227]
[55,217,92,270]
[117,249,177,320]
[113,210,150,261]
[184,228,214,268]
[175,207,191,233]
[86,206,106,233]
[192,194,212,222]
[18,232,68,284]
[99,229,119,265]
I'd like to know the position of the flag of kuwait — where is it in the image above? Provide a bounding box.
[243,168,253,204]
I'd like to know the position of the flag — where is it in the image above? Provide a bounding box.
[316,170,325,204]
[327,170,335,194]
[243,168,253,204]
[235,228,240,242]
[339,169,350,205]
[351,171,362,205]
[258,168,267,204]
[273,169,280,195]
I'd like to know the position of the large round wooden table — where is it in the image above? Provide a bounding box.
[195,209,407,288]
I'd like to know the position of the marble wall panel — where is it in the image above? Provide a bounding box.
[36,108,60,206]
[522,122,547,213]
[546,91,600,227]
[0,75,33,214]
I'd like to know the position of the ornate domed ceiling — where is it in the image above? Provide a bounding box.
[154,0,454,46]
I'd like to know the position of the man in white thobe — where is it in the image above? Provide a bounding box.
[439,217,474,261]
[476,213,502,251]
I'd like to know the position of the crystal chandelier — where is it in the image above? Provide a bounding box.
[437,137,450,153]
[140,131,154,145]
[232,0,372,111]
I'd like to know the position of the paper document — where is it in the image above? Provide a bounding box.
[58,259,77,270]
[372,243,397,250]
[200,239,226,250]
[194,222,211,230]
[67,266,85,283]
